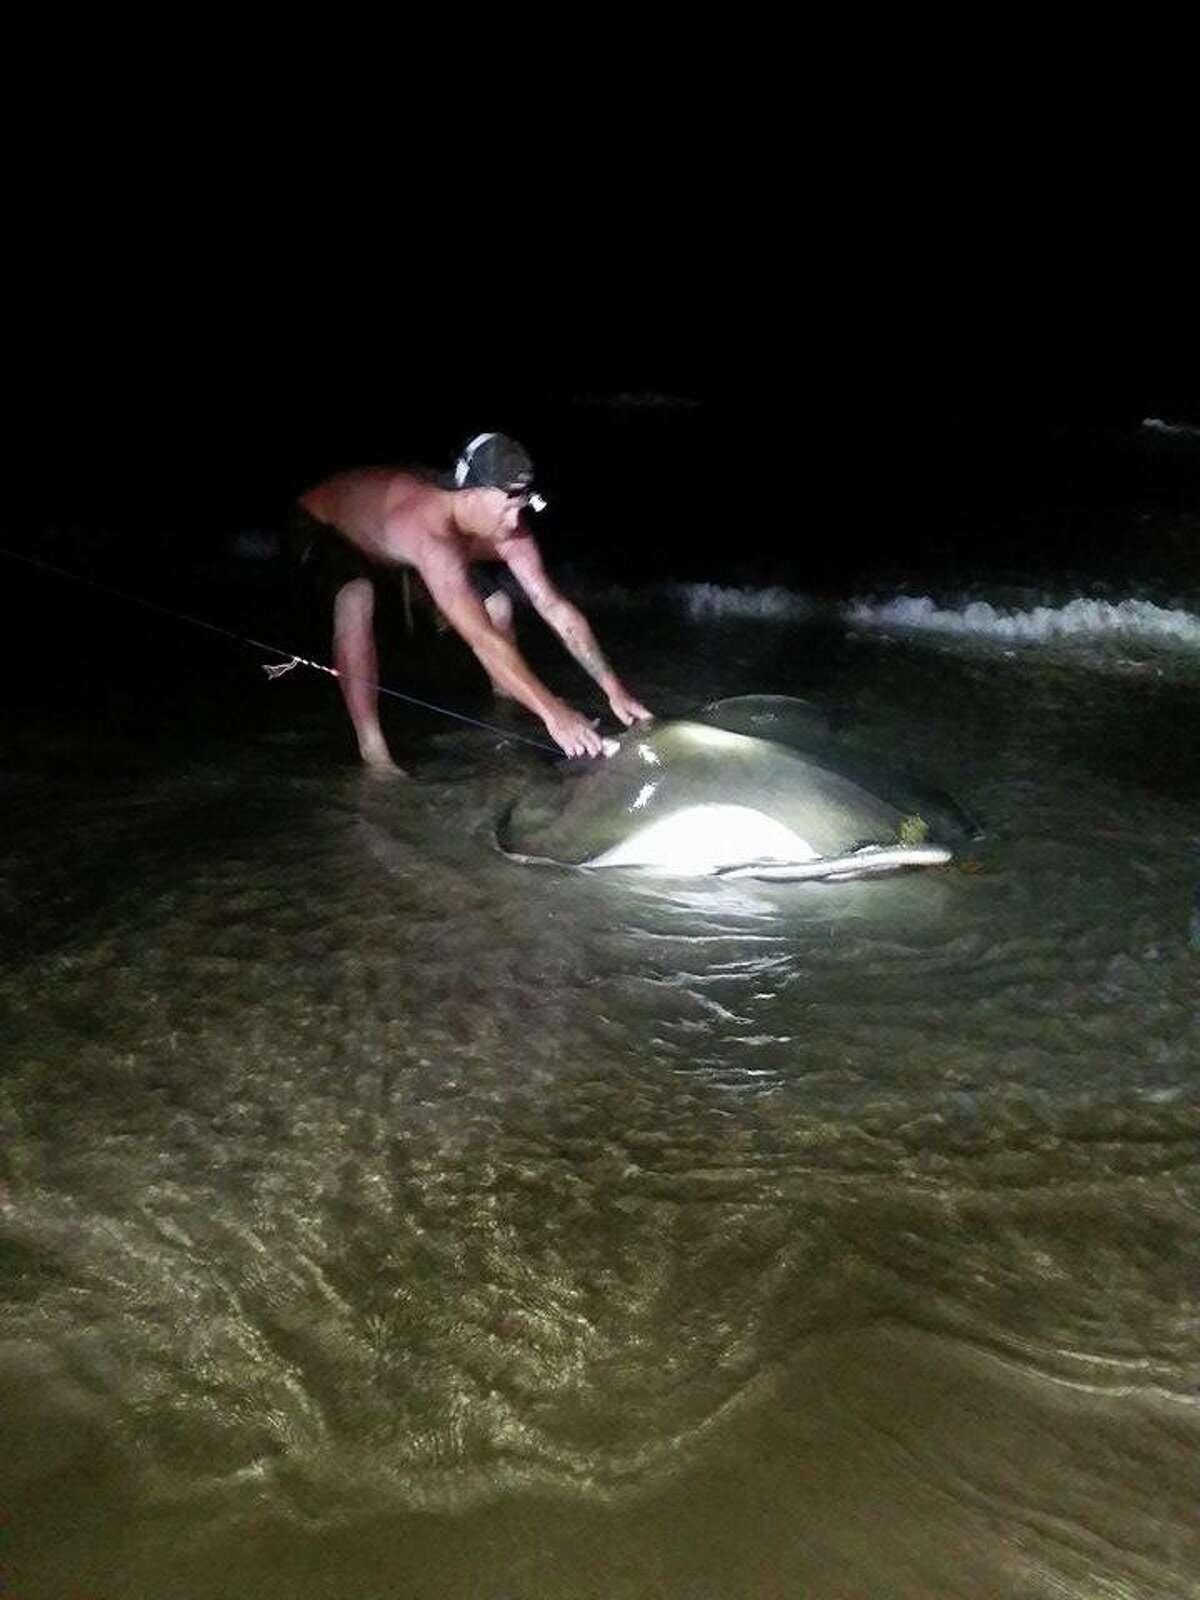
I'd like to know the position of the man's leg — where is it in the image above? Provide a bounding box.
[483,588,516,699]
[332,577,403,772]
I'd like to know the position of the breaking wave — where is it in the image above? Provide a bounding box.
[1141,416,1200,439]
[845,594,1200,652]
[578,581,813,623]
[582,578,1200,663]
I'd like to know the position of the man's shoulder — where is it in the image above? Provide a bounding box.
[385,487,469,572]
[384,473,452,532]
[305,463,435,496]
[385,463,438,492]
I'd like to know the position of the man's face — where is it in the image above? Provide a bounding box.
[471,487,527,540]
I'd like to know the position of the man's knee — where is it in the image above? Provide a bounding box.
[333,577,376,631]
[484,589,514,632]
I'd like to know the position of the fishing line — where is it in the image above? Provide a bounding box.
[0,543,560,753]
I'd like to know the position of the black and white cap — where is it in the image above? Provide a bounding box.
[447,432,547,511]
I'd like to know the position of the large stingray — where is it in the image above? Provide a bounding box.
[496,696,980,881]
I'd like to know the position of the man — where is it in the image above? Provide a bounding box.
[296,432,651,771]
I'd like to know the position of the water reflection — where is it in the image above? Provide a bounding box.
[3,635,1200,1595]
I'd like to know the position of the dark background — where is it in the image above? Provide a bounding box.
[4,215,1199,637]
[5,31,1195,595]
[8,276,1198,568]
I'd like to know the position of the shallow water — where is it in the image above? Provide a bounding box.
[3,603,1200,1598]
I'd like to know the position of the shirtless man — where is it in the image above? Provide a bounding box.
[297,432,651,771]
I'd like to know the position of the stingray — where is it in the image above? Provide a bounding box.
[496,696,980,882]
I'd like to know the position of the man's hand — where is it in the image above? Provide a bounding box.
[607,685,653,727]
[544,705,608,759]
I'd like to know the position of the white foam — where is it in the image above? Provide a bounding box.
[845,594,1200,650]
[579,574,1200,661]
[1141,416,1200,439]
[570,580,812,623]
[673,583,808,622]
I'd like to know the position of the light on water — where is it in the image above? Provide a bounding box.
[3,596,1200,1598]
[596,804,817,874]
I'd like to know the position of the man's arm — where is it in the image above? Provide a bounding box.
[416,542,606,758]
[501,532,652,726]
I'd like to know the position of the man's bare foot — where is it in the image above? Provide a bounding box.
[362,753,407,777]
[358,731,406,776]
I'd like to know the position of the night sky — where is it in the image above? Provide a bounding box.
[5,232,1199,590]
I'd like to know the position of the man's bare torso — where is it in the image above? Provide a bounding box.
[300,468,505,570]
[300,469,435,565]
